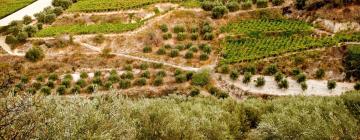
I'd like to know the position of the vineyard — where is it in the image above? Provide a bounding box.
[35,22,143,37]
[0,0,35,18]
[221,19,313,35]
[67,0,183,12]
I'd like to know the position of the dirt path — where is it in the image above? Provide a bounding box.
[0,37,25,56]
[0,0,53,26]
[216,73,355,97]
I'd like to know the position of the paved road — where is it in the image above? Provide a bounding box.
[0,0,53,26]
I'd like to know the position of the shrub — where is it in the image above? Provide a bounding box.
[300,82,308,91]
[176,32,187,41]
[5,35,18,44]
[56,85,67,95]
[143,46,152,53]
[92,77,102,86]
[52,0,73,9]
[41,86,51,95]
[264,64,278,75]
[141,71,151,79]
[315,69,325,79]
[32,82,42,90]
[199,53,209,61]
[70,85,81,94]
[185,43,193,49]
[44,13,56,24]
[80,72,88,79]
[201,1,216,11]
[327,80,337,90]
[278,79,289,89]
[64,74,73,81]
[26,88,36,95]
[123,64,132,71]
[295,0,306,10]
[24,25,38,37]
[108,74,120,83]
[23,15,32,25]
[211,6,229,19]
[218,65,230,74]
[292,68,301,76]
[174,69,182,76]
[189,86,200,97]
[139,63,149,70]
[175,44,185,51]
[169,49,179,57]
[36,23,43,30]
[175,74,187,83]
[119,79,131,89]
[344,45,360,80]
[36,75,44,82]
[190,26,199,33]
[164,44,172,49]
[256,0,268,8]
[189,46,199,52]
[243,72,252,84]
[296,73,306,83]
[226,1,240,12]
[152,63,163,69]
[86,84,96,93]
[272,0,284,6]
[61,79,72,88]
[185,51,194,59]
[25,46,45,62]
[156,70,167,78]
[192,70,211,86]
[94,71,102,77]
[274,72,284,82]
[230,70,239,80]
[173,25,185,33]
[255,76,265,87]
[48,73,58,81]
[46,81,55,89]
[134,78,147,86]
[203,32,214,40]
[185,71,194,81]
[190,33,199,40]
[121,72,134,80]
[53,7,64,16]
[76,79,87,88]
[159,24,168,32]
[355,82,360,90]
[104,81,113,90]
[20,76,29,83]
[162,33,172,40]
[201,45,212,54]
[201,23,213,34]
[153,77,164,86]
[101,48,112,57]
[156,48,166,55]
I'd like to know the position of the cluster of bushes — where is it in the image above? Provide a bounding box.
[2,90,359,139]
[159,23,214,41]
[4,0,75,46]
[146,43,212,61]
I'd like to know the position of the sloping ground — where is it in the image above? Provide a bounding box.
[0,0,53,26]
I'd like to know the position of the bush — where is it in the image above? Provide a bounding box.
[218,65,230,74]
[327,80,336,90]
[255,76,265,87]
[23,15,32,25]
[119,79,131,89]
[61,79,72,88]
[164,44,172,49]
[104,82,113,90]
[256,0,268,8]
[190,26,199,33]
[41,86,52,95]
[86,84,96,93]
[169,49,179,57]
[46,81,55,89]
[173,25,185,33]
[80,72,88,79]
[274,72,284,82]
[184,51,193,59]
[156,70,167,78]
[189,86,200,97]
[292,68,301,76]
[272,0,284,6]
[32,82,42,90]
[174,69,182,76]
[153,77,164,86]
[355,82,360,90]
[134,78,147,86]
[92,77,103,86]
[190,33,199,40]
[36,23,43,30]
[156,48,166,55]
[143,46,152,53]
[121,72,134,80]
[123,64,132,71]
[199,53,209,61]
[315,69,325,79]
[203,32,214,40]
[94,71,102,77]
[296,73,306,83]
[185,71,194,81]
[175,74,187,83]
[278,79,289,89]
[139,63,149,70]
[53,7,64,16]
[152,63,163,69]
[159,24,168,32]
[56,85,67,95]
[264,64,278,75]
[226,1,240,12]
[211,6,229,19]
[141,71,151,79]
[243,72,252,84]
[5,35,18,44]
[108,74,120,83]
[16,32,28,42]
[201,1,216,11]
[295,0,306,10]
[162,33,172,40]
[344,46,360,80]
[52,0,73,9]
[24,25,38,37]
[44,13,56,24]
[36,75,44,82]
[176,32,187,41]
[20,76,29,83]
[201,45,212,54]
[48,73,58,81]
[300,82,308,91]
[230,70,239,80]
[189,46,199,52]
[192,70,211,86]
[70,85,81,94]
[64,74,73,81]
[175,44,185,51]
[76,79,87,88]
[25,46,45,62]
[201,23,213,34]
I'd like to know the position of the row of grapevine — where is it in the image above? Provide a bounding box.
[0,0,35,18]
[221,32,360,63]
[67,0,183,13]
[35,22,144,37]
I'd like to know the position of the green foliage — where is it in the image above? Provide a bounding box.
[123,64,133,71]
[226,1,240,12]
[241,1,252,10]
[80,72,88,79]
[61,79,72,88]
[243,72,252,84]
[64,74,73,81]
[20,76,29,84]
[315,68,325,79]
[199,53,209,61]
[108,73,120,83]
[121,72,134,80]
[277,79,289,89]
[189,86,200,96]
[86,84,96,93]
[156,47,166,55]
[5,35,18,44]
[255,76,265,87]
[56,85,67,95]
[272,0,284,6]
[104,81,113,90]
[153,77,164,86]
[70,85,81,94]
[191,70,210,86]
[292,68,301,76]
[175,44,185,51]
[230,70,239,80]
[143,46,152,53]
[141,70,151,79]
[119,79,131,89]
[23,25,38,37]
[48,73,58,81]
[190,33,199,40]
[25,46,45,62]
[0,0,34,19]
[300,82,308,91]
[344,45,360,80]
[295,0,307,10]
[36,75,44,82]
[134,78,147,86]
[184,51,193,59]
[327,80,337,90]
[341,91,360,120]
[53,7,64,16]
[159,24,168,32]
[256,0,268,8]
[52,0,73,9]
[162,33,172,40]
[296,73,306,83]
[156,70,167,78]
[201,1,217,11]
[173,25,185,33]
[46,81,55,89]
[164,44,172,49]
[40,86,51,95]
[176,32,187,41]
[16,31,28,42]
[175,74,187,83]
[218,64,230,74]
[76,79,87,88]
[169,49,179,57]
[200,44,212,54]
[264,64,278,75]
[92,77,103,86]
[203,32,214,40]
[274,72,284,82]
[32,82,42,90]
[189,46,198,52]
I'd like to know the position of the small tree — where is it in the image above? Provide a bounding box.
[86,84,96,94]
[92,77,103,86]
[143,46,152,53]
[256,0,268,8]
[80,72,88,79]
[61,79,72,88]
[139,63,149,70]
[156,70,167,78]
[226,1,240,12]
[36,75,45,82]
[103,81,113,90]
[40,86,51,95]
[264,64,278,75]
[300,82,308,91]
[255,76,265,87]
[211,6,229,19]
[241,1,252,10]
[119,79,131,89]
[63,74,73,81]
[169,49,179,57]
[296,73,306,83]
[44,13,56,24]
[185,51,194,59]
[20,76,29,83]
[53,7,64,16]
[292,68,301,76]
[121,72,134,80]
[315,68,325,79]
[218,64,230,74]
[23,25,38,37]
[327,80,337,90]
[190,33,199,40]
[76,79,87,88]
[23,15,32,25]
[162,33,172,40]
[134,78,147,86]
[173,25,185,33]
[199,53,209,61]
[274,72,284,82]
[243,72,252,84]
[189,86,200,97]
[16,32,28,42]
[203,32,214,40]
[70,85,81,94]
[52,0,73,9]
[201,1,216,11]
[354,82,360,90]
[46,81,55,89]
[123,64,133,71]
[94,71,102,77]
[5,35,18,45]
[230,70,239,80]
[141,70,151,79]
[159,24,168,32]
[278,79,289,89]
[25,46,45,62]
[191,70,210,86]
[48,73,59,81]
[156,48,166,55]
[56,85,67,95]
[153,77,164,86]
[176,32,187,41]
